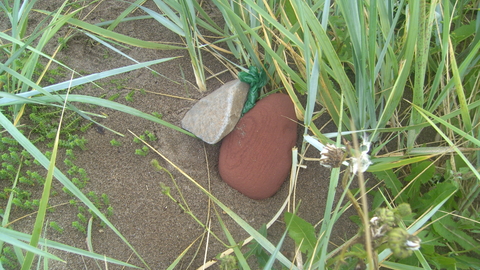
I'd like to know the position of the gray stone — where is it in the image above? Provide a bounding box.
[181,79,250,144]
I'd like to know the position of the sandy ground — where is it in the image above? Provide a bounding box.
[2,1,360,269]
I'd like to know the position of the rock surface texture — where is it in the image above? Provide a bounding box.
[181,79,250,144]
[219,93,297,200]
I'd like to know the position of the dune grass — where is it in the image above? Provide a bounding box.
[146,0,479,269]
[0,0,188,268]
[0,0,479,269]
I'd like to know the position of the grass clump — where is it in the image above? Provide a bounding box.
[0,0,477,269]
[0,0,184,268]
[139,0,479,269]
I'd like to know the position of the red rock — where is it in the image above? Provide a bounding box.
[218,93,297,199]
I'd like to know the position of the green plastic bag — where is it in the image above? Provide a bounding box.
[238,66,268,115]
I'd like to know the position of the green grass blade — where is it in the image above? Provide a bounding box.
[0,227,140,268]
[17,1,74,98]
[411,105,480,147]
[51,95,194,137]
[138,132,298,270]
[215,209,250,270]
[107,0,147,31]
[427,26,480,112]
[368,155,435,172]
[215,2,260,67]
[407,0,438,147]
[264,224,289,270]
[298,0,357,127]
[412,104,480,180]
[21,85,68,269]
[316,168,341,268]
[373,0,420,141]
[65,17,183,50]
[0,58,178,105]
[0,92,194,137]
[138,1,185,36]
[302,48,320,152]
[311,171,356,269]
[448,37,473,132]
[0,231,63,263]
[0,113,150,269]
[189,0,223,35]
[381,261,425,270]
[81,31,180,84]
[0,64,64,104]
[0,31,77,78]
[338,0,369,129]
[179,0,206,91]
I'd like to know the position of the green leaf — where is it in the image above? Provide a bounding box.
[427,254,457,270]
[245,224,269,269]
[432,213,480,255]
[451,21,476,44]
[381,261,425,270]
[456,255,480,269]
[284,212,316,255]
[373,170,402,198]
[215,208,249,270]
[403,160,435,201]
[368,155,434,172]
[416,181,458,212]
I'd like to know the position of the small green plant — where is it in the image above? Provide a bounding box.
[77,213,88,223]
[49,221,64,233]
[133,136,142,144]
[144,130,157,141]
[218,254,239,270]
[87,191,100,208]
[72,221,86,234]
[19,176,35,186]
[135,146,149,157]
[107,93,120,101]
[125,89,136,102]
[151,112,163,119]
[109,78,129,90]
[106,205,114,217]
[80,122,93,132]
[102,49,110,59]
[110,139,121,146]
[65,149,75,159]
[69,199,77,206]
[101,193,110,205]
[0,246,19,269]
[132,130,157,156]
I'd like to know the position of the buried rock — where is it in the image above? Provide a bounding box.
[181,79,250,144]
[218,93,297,200]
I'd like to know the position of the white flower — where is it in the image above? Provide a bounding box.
[304,134,372,173]
[370,216,380,226]
[348,134,372,174]
[350,151,372,173]
[405,236,422,251]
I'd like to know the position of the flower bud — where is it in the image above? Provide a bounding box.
[319,144,346,168]
[387,228,421,258]
[375,207,396,226]
[405,235,422,250]
[395,203,412,217]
